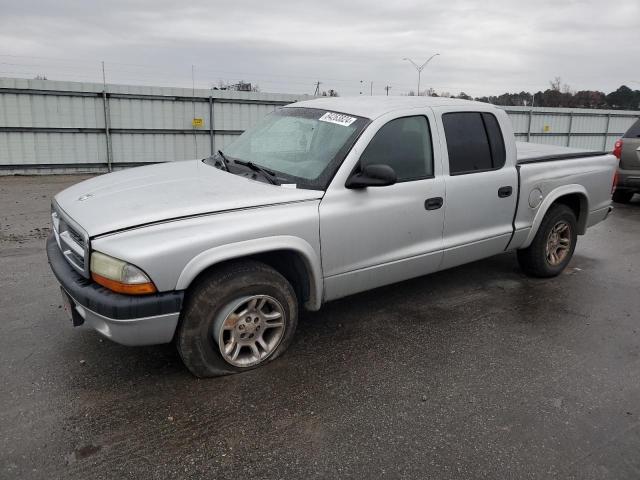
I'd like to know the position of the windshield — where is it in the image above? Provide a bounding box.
[207,107,369,189]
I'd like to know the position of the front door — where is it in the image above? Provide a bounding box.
[319,113,446,301]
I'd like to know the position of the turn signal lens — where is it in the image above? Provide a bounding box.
[91,272,157,295]
[90,251,157,295]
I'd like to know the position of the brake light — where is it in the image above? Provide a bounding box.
[613,139,623,159]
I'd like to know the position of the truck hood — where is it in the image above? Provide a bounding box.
[54,160,323,236]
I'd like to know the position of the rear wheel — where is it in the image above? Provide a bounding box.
[177,260,298,377]
[517,204,577,278]
[612,190,634,203]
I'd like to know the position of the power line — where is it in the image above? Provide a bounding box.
[0,53,457,94]
[3,53,564,97]
[0,54,442,93]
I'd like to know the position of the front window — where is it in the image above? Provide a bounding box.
[359,116,434,182]
[205,107,369,189]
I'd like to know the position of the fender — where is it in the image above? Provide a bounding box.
[521,184,589,249]
[175,235,323,311]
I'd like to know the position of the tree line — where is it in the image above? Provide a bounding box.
[446,78,640,110]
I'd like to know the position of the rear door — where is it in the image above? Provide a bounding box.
[436,109,517,270]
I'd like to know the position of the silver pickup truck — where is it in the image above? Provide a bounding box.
[47,97,617,377]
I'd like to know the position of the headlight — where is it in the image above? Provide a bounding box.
[90,251,157,295]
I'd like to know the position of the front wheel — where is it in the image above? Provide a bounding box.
[177,260,298,377]
[517,204,577,278]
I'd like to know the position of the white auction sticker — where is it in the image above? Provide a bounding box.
[319,112,357,127]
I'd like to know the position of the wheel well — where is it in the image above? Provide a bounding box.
[552,193,588,234]
[187,250,313,307]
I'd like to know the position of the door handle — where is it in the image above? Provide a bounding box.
[424,197,443,210]
[498,186,513,198]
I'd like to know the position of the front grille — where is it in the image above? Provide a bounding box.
[67,228,85,249]
[51,203,90,278]
[67,250,85,267]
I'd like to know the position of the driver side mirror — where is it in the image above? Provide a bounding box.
[346,164,397,189]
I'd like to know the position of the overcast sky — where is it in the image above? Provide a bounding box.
[0,0,638,97]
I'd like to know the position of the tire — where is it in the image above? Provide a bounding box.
[612,190,634,203]
[177,260,298,378]
[517,204,578,278]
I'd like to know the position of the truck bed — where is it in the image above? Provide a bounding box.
[516,142,607,164]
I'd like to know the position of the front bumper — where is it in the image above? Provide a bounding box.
[46,234,184,346]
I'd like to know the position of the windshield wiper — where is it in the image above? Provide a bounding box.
[214,150,230,171]
[233,159,279,185]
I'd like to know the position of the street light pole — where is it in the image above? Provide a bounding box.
[403,54,440,96]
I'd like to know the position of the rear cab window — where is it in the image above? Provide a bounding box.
[442,112,506,175]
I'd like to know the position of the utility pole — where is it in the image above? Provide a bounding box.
[101,61,113,173]
[403,53,440,96]
[385,85,392,96]
[314,81,321,96]
[191,65,198,157]
[370,81,373,96]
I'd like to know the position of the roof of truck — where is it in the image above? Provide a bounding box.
[287,96,491,119]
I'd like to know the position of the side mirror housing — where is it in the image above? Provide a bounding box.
[346,164,397,189]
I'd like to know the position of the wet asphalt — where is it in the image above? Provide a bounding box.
[1,175,639,480]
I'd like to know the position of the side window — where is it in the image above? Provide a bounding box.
[624,119,640,138]
[443,112,506,175]
[359,116,433,182]
[482,113,506,169]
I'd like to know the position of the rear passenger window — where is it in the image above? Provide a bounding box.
[443,112,506,175]
[481,113,506,169]
[360,116,433,182]
[624,119,640,138]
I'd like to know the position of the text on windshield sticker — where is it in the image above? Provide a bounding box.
[319,112,357,127]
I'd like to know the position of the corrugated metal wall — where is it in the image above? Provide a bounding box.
[501,106,639,151]
[0,77,312,174]
[1,77,639,174]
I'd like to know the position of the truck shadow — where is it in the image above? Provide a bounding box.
[50,247,609,462]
